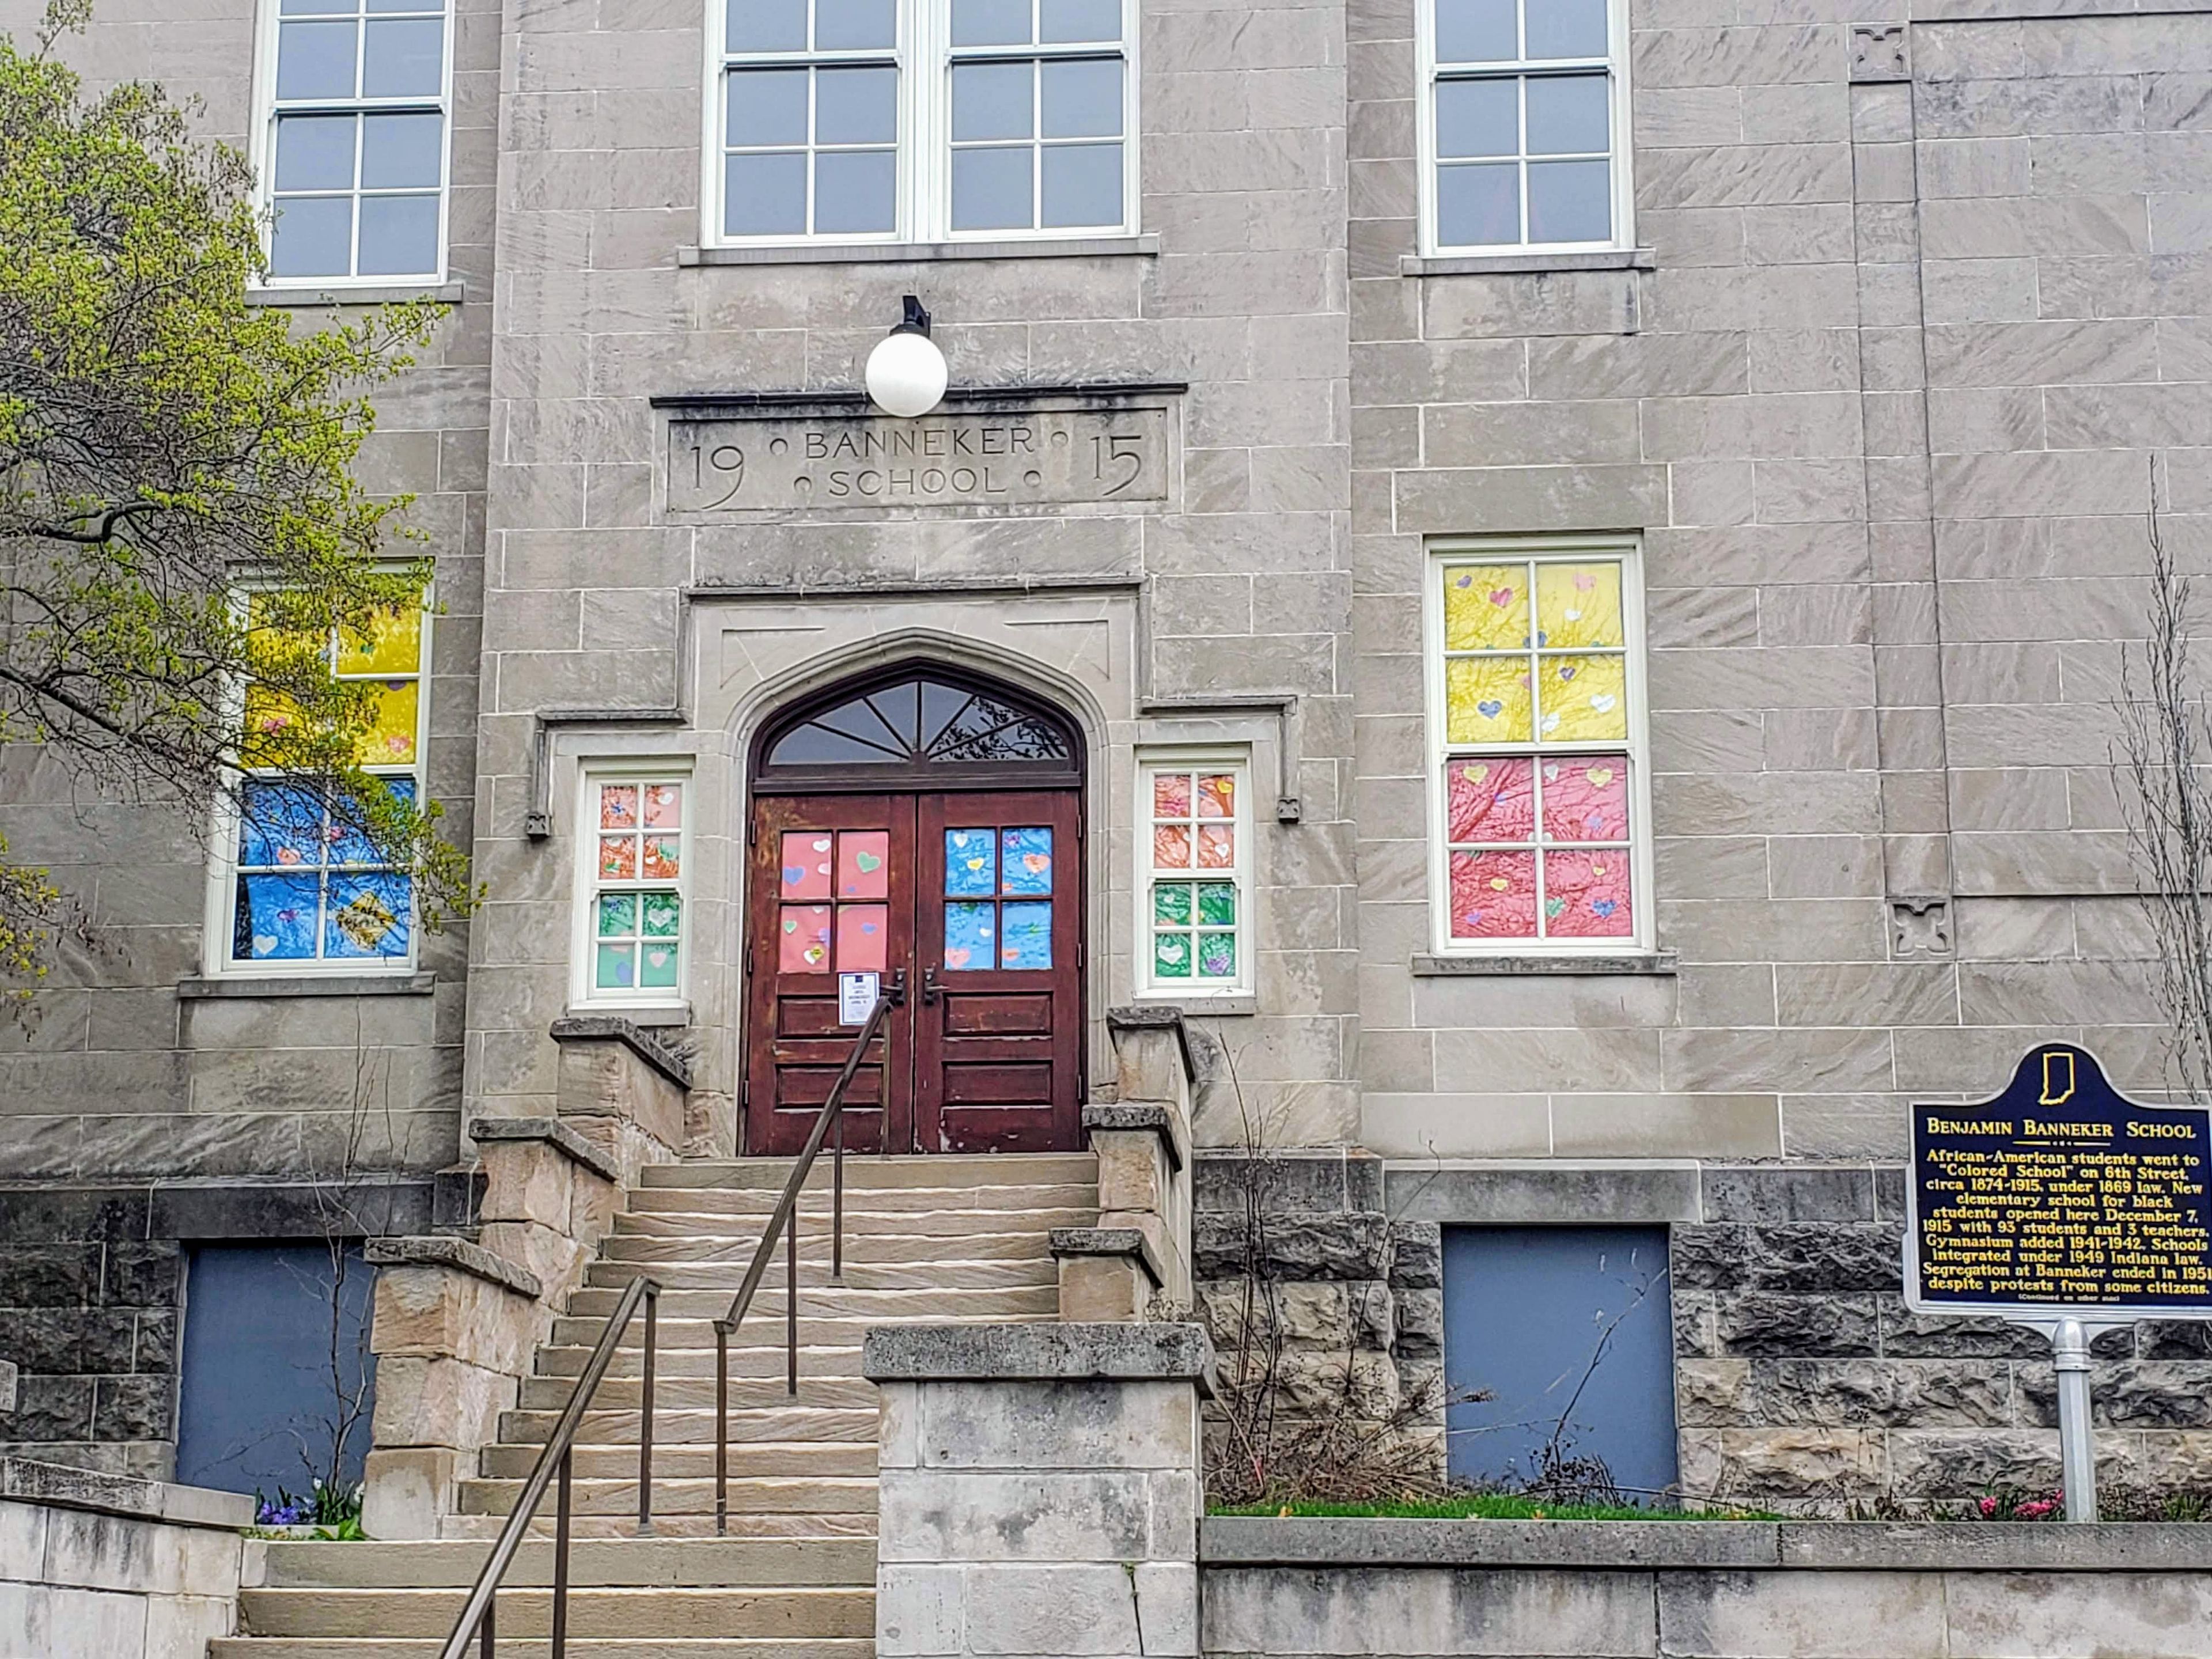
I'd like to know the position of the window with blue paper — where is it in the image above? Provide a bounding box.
[943,825,1053,970]
[225,597,427,969]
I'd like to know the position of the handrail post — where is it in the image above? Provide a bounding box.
[714,1320,730,1536]
[832,1111,845,1285]
[552,1449,573,1659]
[639,1283,658,1535]
[786,1196,800,1396]
[479,1592,494,1658]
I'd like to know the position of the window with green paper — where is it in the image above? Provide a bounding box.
[574,771,691,1009]
[1137,755,1251,999]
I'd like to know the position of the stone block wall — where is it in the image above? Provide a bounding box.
[1675,1165,2212,1510]
[867,1323,1211,1659]
[0,1457,251,1658]
[1191,1150,1445,1490]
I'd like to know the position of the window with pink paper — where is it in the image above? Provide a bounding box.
[1433,548,1642,948]
[577,772,690,1003]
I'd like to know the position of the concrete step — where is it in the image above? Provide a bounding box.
[536,1343,864,1380]
[479,1441,877,1482]
[641,1154,1096,1191]
[564,1283,1058,1322]
[623,1188,1095,1219]
[239,1585,874,1640]
[437,1512,877,1543]
[547,1309,1042,1351]
[586,1259,1056,1293]
[516,1373,876,1414]
[252,1537,876,1589]
[499,1406,878,1447]
[610,1207,1095,1241]
[217,1642,870,1659]
[455,1476,878,1519]
[598,1229,1055,1263]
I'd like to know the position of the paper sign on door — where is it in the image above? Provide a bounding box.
[839,972,880,1026]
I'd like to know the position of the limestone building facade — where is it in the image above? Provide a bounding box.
[4,0,2212,1510]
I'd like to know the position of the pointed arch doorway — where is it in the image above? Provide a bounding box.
[744,665,1086,1155]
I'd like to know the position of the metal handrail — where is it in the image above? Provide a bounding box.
[714,989,896,1533]
[437,1271,660,1659]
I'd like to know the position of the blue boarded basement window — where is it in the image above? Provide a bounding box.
[1442,1225,1678,1501]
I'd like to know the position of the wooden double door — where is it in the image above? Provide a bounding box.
[744,789,1083,1154]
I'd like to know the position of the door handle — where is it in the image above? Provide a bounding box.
[921,965,941,1005]
[887,967,907,1007]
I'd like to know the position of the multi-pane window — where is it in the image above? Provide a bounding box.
[262,0,451,282]
[582,778,689,1002]
[713,0,1131,244]
[227,598,427,969]
[1430,544,1646,950]
[1139,761,1251,995]
[1425,0,1624,250]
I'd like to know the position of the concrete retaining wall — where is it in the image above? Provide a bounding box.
[0,1457,251,1658]
[1202,1517,2212,1659]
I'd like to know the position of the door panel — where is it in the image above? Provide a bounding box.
[745,787,1084,1155]
[916,792,1083,1153]
[745,795,915,1156]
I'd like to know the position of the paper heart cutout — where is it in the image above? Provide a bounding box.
[1586,767,1615,786]
[946,947,971,967]
[856,851,882,872]
[1488,877,1510,892]
[1023,853,1050,874]
[1455,574,1472,588]
[1546,897,1567,918]
[278,848,303,866]
[1488,588,1514,608]
[783,918,798,934]
[1463,912,1482,928]
[951,831,971,846]
[813,838,830,851]
[1559,664,1578,680]
[1590,694,1617,713]
[782,865,805,887]
[1574,573,1596,590]
[804,945,825,964]
[966,857,986,872]
[1477,699,1503,719]
[1465,764,1488,783]
[253,934,278,955]
[646,949,669,967]
[1541,713,1561,733]
[1592,899,1616,918]
[1585,814,1605,834]
[861,920,878,934]
[1565,608,1583,621]
[1003,948,1021,963]
[1592,863,1606,877]
[1544,764,1560,781]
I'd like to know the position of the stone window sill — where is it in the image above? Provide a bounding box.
[1411,951,1676,977]
[681,235,1158,267]
[566,1002,691,1028]
[179,971,436,998]
[1129,994,1257,1017]
[1401,248,1654,277]
[247,281,465,307]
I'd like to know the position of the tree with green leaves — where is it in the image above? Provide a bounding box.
[0,0,473,986]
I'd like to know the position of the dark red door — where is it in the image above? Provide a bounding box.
[916,791,1084,1153]
[744,789,1082,1154]
[744,794,915,1156]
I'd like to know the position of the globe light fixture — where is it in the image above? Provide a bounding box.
[863,294,949,419]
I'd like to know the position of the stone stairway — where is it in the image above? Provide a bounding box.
[221,1150,1099,1654]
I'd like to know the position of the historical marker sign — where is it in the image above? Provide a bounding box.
[665,406,1171,514]
[1906,1044,2212,1320]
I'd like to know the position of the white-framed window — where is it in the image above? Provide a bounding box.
[1137,755,1252,997]
[1425,537,1651,953]
[707,0,1135,245]
[1417,0,1631,253]
[572,771,692,1007]
[254,0,454,284]
[211,591,431,974]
